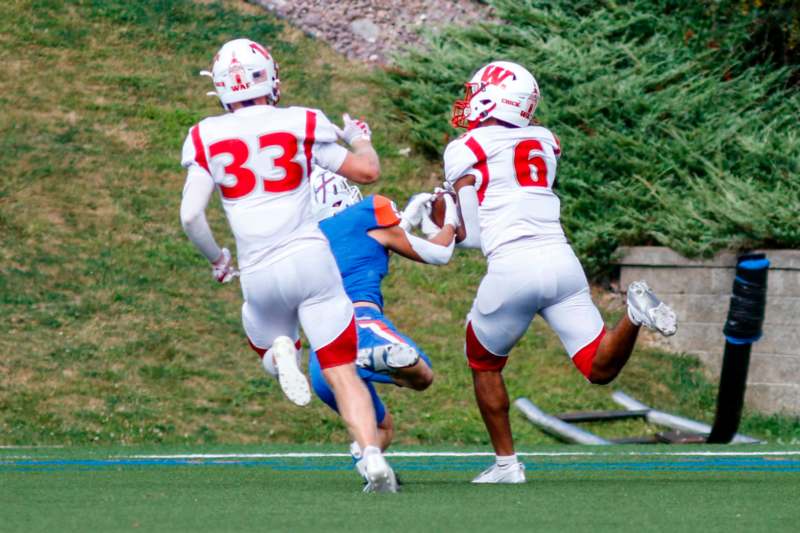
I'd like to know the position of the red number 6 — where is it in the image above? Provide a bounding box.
[513,139,548,188]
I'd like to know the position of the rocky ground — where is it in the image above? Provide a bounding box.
[248,0,491,63]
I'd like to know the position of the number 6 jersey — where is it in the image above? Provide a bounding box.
[181,105,348,272]
[444,125,566,257]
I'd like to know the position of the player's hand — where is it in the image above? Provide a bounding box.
[420,204,440,239]
[211,248,238,283]
[334,113,371,145]
[441,193,460,229]
[399,192,433,231]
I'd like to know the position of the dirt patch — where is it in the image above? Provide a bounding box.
[105,123,148,151]
[248,0,492,64]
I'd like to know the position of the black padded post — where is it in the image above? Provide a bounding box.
[707,253,769,444]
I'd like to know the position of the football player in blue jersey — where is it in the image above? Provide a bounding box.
[308,167,459,478]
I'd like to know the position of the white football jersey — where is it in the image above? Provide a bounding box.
[181,105,348,272]
[444,125,566,257]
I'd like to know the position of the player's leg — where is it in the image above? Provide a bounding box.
[317,359,397,492]
[354,308,434,391]
[310,351,393,483]
[540,247,677,385]
[240,270,310,406]
[587,281,677,383]
[315,339,378,449]
[466,323,515,457]
[390,358,433,391]
[309,349,392,449]
[297,248,397,492]
[583,311,638,385]
[465,264,538,484]
[377,410,394,450]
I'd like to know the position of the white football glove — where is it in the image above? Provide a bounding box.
[334,113,372,145]
[419,203,440,239]
[441,193,460,229]
[211,248,238,283]
[399,192,433,231]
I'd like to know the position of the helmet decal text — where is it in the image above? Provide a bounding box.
[480,65,517,87]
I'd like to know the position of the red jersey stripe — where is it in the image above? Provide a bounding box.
[304,110,317,176]
[190,124,210,173]
[464,136,490,204]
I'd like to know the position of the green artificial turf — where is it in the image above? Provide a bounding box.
[2,445,800,532]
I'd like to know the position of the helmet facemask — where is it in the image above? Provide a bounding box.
[451,82,482,129]
[310,169,363,221]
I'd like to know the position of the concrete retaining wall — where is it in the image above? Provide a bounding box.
[616,247,800,415]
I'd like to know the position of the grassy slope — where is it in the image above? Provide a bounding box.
[1,0,797,447]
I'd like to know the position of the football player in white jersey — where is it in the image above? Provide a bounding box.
[445,61,678,484]
[179,38,397,492]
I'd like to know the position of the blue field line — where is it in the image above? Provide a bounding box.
[2,455,800,473]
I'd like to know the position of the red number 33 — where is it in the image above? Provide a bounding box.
[209,134,303,200]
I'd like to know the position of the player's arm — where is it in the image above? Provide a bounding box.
[337,138,380,184]
[453,175,481,249]
[443,139,481,249]
[333,114,379,184]
[179,166,236,283]
[368,225,456,265]
[369,194,459,265]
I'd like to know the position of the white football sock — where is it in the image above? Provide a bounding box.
[261,348,278,377]
[362,445,381,458]
[350,441,363,460]
[496,454,518,467]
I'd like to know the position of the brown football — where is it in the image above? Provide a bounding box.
[430,190,457,228]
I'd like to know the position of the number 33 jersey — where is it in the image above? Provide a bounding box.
[181,106,348,272]
[443,125,566,257]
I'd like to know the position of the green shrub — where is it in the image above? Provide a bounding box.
[384,0,800,275]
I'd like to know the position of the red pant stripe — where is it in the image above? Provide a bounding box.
[247,338,267,358]
[247,338,302,359]
[316,316,357,369]
[571,327,607,379]
[465,321,507,372]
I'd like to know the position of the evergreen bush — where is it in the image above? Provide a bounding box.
[385,0,800,275]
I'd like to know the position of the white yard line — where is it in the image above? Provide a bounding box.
[0,444,66,450]
[120,450,800,459]
[2,450,800,460]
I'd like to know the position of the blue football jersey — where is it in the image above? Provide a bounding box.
[319,195,400,308]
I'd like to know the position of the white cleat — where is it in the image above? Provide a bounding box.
[626,280,678,337]
[363,453,399,493]
[271,336,311,406]
[356,343,419,374]
[472,462,526,484]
